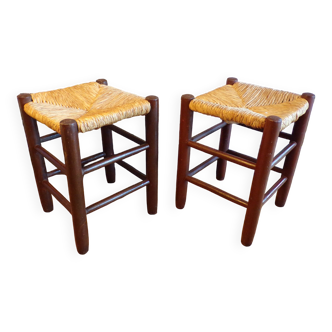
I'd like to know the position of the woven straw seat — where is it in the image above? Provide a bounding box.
[189,82,309,130]
[18,78,159,254]
[176,77,315,247]
[24,82,151,133]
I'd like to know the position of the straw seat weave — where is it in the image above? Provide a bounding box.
[24,82,151,133]
[189,82,309,130]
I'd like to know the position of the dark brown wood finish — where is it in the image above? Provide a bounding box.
[186,176,248,208]
[18,94,53,212]
[19,80,159,254]
[116,160,147,180]
[226,77,239,86]
[101,126,116,183]
[97,79,116,184]
[263,176,287,205]
[241,116,282,246]
[83,144,149,175]
[216,123,232,180]
[175,94,194,209]
[81,152,106,166]
[226,149,283,174]
[35,145,66,174]
[216,77,238,180]
[60,119,89,255]
[96,78,108,85]
[175,77,314,247]
[191,122,226,142]
[275,93,315,207]
[270,141,297,168]
[145,96,159,214]
[111,125,146,145]
[86,180,149,214]
[40,132,61,143]
[238,123,293,140]
[188,141,256,170]
[42,181,72,213]
[188,156,219,177]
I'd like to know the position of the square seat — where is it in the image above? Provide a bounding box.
[189,81,309,130]
[18,79,158,254]
[24,82,151,133]
[176,77,315,247]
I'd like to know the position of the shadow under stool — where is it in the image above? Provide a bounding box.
[176,77,315,246]
[18,79,158,254]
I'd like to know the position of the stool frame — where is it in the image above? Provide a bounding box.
[176,77,315,246]
[18,79,159,254]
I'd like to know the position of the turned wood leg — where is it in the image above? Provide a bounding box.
[241,116,282,246]
[275,93,315,207]
[175,94,194,209]
[101,125,116,183]
[145,96,159,214]
[18,93,53,212]
[96,79,116,183]
[216,123,232,180]
[216,77,238,180]
[60,119,89,255]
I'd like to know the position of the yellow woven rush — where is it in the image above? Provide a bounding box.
[190,82,309,130]
[24,82,151,133]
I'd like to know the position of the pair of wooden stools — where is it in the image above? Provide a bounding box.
[18,77,314,254]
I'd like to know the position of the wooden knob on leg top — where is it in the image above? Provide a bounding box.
[226,76,239,85]
[96,77,109,85]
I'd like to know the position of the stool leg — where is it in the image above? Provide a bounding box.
[216,77,238,181]
[241,116,282,246]
[176,94,194,209]
[60,119,89,255]
[17,94,53,212]
[216,123,232,180]
[275,93,315,207]
[101,125,116,183]
[145,96,159,214]
[97,79,115,183]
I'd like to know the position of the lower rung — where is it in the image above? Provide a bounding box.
[263,176,287,205]
[42,181,71,213]
[83,144,149,175]
[186,176,248,208]
[86,179,149,214]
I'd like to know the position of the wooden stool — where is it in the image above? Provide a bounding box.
[18,79,158,254]
[176,77,315,246]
